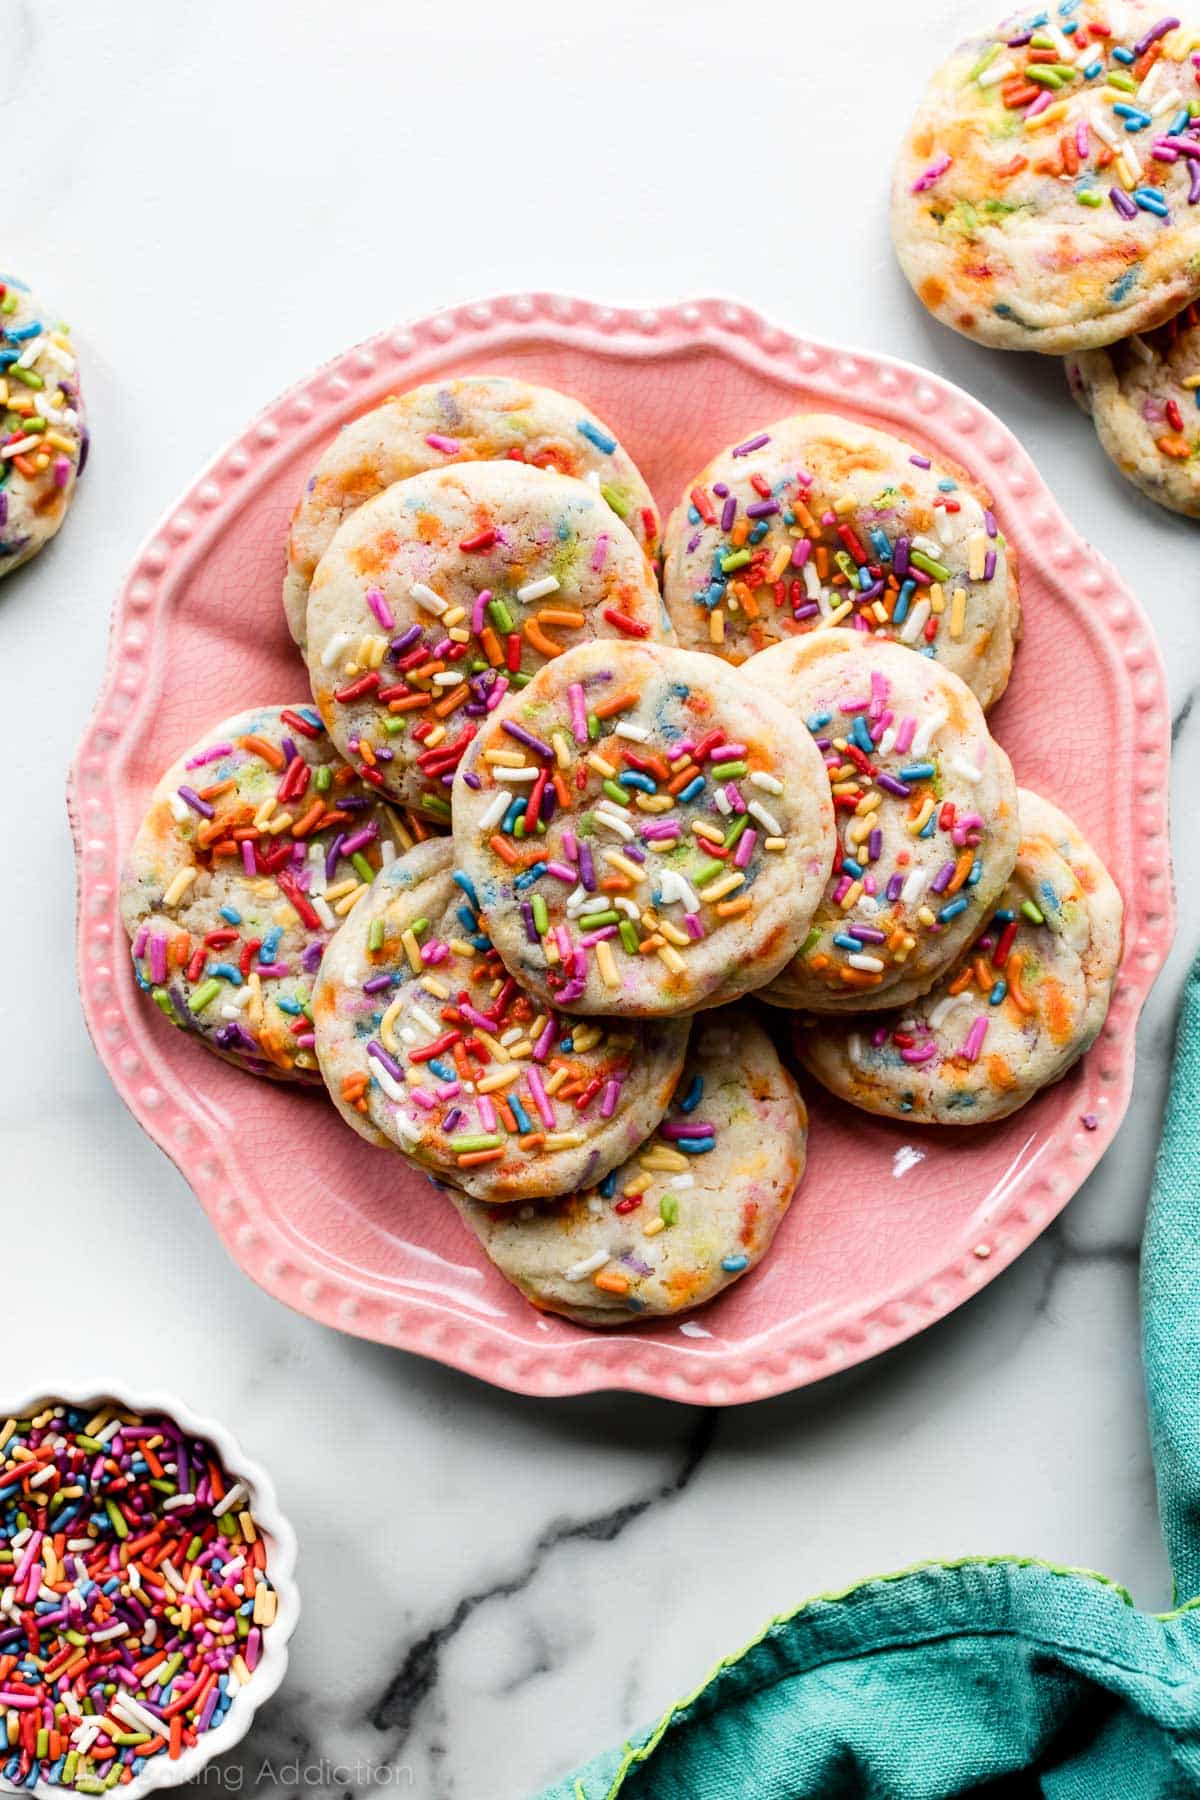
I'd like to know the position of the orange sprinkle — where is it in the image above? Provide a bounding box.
[594,1271,631,1295]
[238,734,286,769]
[479,626,504,666]
[433,684,470,718]
[715,896,753,918]
[593,689,638,719]
[388,692,432,713]
[456,1147,506,1167]
[524,618,565,657]
[289,801,326,837]
[1007,952,1033,1014]
[489,833,520,866]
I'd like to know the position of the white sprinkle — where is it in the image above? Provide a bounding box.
[410,1004,441,1036]
[578,893,614,916]
[391,1105,422,1142]
[848,1033,865,1068]
[977,56,1015,86]
[212,1480,249,1519]
[670,1172,695,1191]
[747,799,782,836]
[320,630,354,668]
[162,1493,197,1511]
[501,765,539,783]
[433,670,466,687]
[411,582,448,616]
[659,867,701,911]
[90,1622,129,1643]
[1129,334,1155,364]
[615,721,650,742]
[168,793,189,823]
[899,599,931,645]
[901,868,929,906]
[312,895,336,930]
[615,896,640,919]
[713,788,732,815]
[478,788,514,832]
[928,994,972,1030]
[848,953,884,972]
[517,575,560,603]
[380,839,397,865]
[595,806,635,841]
[876,725,897,757]
[945,754,983,785]
[910,707,948,757]
[749,770,784,795]
[564,1248,612,1282]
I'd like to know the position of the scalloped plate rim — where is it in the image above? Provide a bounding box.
[68,290,1175,1406]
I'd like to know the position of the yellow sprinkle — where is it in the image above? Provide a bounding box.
[691,818,726,844]
[379,995,405,1054]
[623,1172,654,1197]
[484,748,526,766]
[506,1040,533,1060]
[400,928,423,974]
[543,937,560,965]
[596,939,619,987]
[448,937,476,958]
[930,582,945,614]
[253,796,277,829]
[604,849,646,882]
[572,1023,604,1053]
[422,976,450,999]
[700,871,746,902]
[1182,374,1200,389]
[967,531,986,581]
[710,608,726,645]
[545,1130,585,1150]
[44,430,76,454]
[825,601,854,627]
[442,605,466,627]
[643,1216,667,1238]
[448,627,471,644]
[587,752,617,778]
[657,943,687,975]
[544,1067,569,1095]
[477,1065,522,1094]
[658,918,690,947]
[365,635,388,668]
[551,731,572,768]
[161,866,197,909]
[423,724,446,749]
[472,1028,510,1063]
[907,797,935,836]
[950,587,967,639]
[767,543,792,581]
[1024,98,1068,130]
[635,793,674,813]
[267,810,294,836]
[839,879,864,911]
[334,883,369,916]
[246,971,263,1024]
[833,492,857,516]
[764,836,786,851]
[639,1146,689,1173]
[871,601,889,624]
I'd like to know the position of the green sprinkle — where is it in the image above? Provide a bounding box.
[367,918,385,952]
[1025,64,1063,86]
[723,813,750,849]
[410,916,428,938]
[421,792,452,817]
[693,858,726,887]
[801,926,823,956]
[315,763,333,790]
[721,549,752,574]
[580,909,620,928]
[454,1134,504,1153]
[1077,188,1103,207]
[104,1498,128,1540]
[710,759,748,781]
[660,1195,679,1226]
[8,365,43,389]
[383,717,407,735]
[909,549,952,583]
[186,978,221,1014]
[351,851,375,884]
[600,482,630,518]
[487,597,516,634]
[618,919,639,955]
[969,41,1001,82]
[1020,899,1045,924]
[151,988,174,1019]
[1106,69,1136,92]
[602,780,631,807]
[531,894,549,935]
[587,712,601,741]
[512,671,533,689]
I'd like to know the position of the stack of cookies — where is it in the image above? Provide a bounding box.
[893,1,1200,519]
[119,377,1124,1327]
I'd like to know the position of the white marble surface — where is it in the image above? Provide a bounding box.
[5,0,1196,1794]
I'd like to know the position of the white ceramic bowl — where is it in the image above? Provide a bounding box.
[0,1383,300,1800]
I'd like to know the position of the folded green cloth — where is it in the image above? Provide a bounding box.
[539,952,1200,1800]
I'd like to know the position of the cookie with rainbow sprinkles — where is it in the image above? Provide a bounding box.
[0,275,86,579]
[120,704,406,1082]
[313,839,689,1201]
[451,640,838,1019]
[792,790,1123,1122]
[284,374,660,647]
[306,460,668,825]
[1067,300,1200,510]
[743,632,1019,1013]
[662,413,1021,708]
[451,1008,806,1325]
[893,3,1200,353]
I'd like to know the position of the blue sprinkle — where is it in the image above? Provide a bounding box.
[1083,57,1102,76]
[676,1136,717,1154]
[260,927,283,961]
[898,762,936,782]
[218,904,242,925]
[457,902,479,933]
[428,1057,455,1082]
[939,897,969,922]
[721,1254,749,1273]
[841,858,864,879]
[209,962,243,986]
[453,870,480,909]
[514,860,548,890]
[966,857,983,888]
[989,980,1008,1005]
[936,477,957,492]
[599,1170,619,1198]
[577,418,617,454]
[833,933,863,951]
[893,578,917,625]
[748,521,769,543]
[868,526,892,560]
[678,775,705,804]
[688,505,701,525]
[619,770,657,794]
[510,1094,533,1133]
[806,710,833,732]
[678,1075,704,1113]
[918,812,938,839]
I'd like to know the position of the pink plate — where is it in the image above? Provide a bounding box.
[70,294,1174,1405]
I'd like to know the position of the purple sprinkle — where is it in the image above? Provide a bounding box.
[340,823,379,857]
[848,925,887,944]
[363,973,393,994]
[1190,160,1200,205]
[886,873,905,902]
[521,900,538,943]
[443,1107,465,1134]
[984,509,997,538]
[579,841,596,891]
[1110,186,1139,220]
[867,827,882,861]
[367,1040,405,1081]
[893,535,911,575]
[746,499,779,520]
[876,772,912,798]
[930,859,958,895]
[720,496,737,531]
[793,603,821,621]
[731,432,770,457]
[502,719,554,759]
[1132,15,1179,57]
[713,482,729,497]
[463,770,482,789]
[325,833,346,881]
[176,785,214,819]
[390,624,423,657]
[983,549,997,582]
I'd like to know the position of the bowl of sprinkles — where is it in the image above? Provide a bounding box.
[0,1390,298,1797]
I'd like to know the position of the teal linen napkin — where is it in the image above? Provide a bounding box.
[539,953,1200,1800]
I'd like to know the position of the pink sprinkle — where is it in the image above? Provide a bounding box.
[791,538,812,569]
[133,924,149,958]
[422,941,450,964]
[911,153,952,193]
[53,454,71,488]
[1025,90,1052,119]
[711,741,746,760]
[486,675,510,711]
[832,875,852,905]
[869,670,890,720]
[579,924,619,947]
[150,934,168,984]
[185,741,233,769]
[436,1081,461,1100]
[546,860,576,882]
[562,829,579,862]
[901,1042,939,1065]
[472,589,491,633]
[734,827,757,870]
[366,586,395,631]
[555,925,573,963]
[641,820,682,842]
[871,1026,889,1047]
[568,682,589,745]
[533,1015,558,1062]
[425,432,459,454]
[894,716,917,753]
[683,912,705,940]
[1076,119,1090,158]
[478,1095,498,1132]
[952,812,984,847]
[528,1066,556,1128]
[410,1087,437,1111]
[591,533,610,572]
[242,841,257,875]
[725,782,747,813]
[863,874,877,896]
[599,1079,621,1120]
[962,1016,989,1063]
